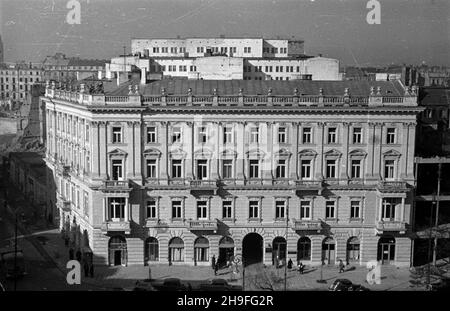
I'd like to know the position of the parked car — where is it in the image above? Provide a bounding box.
[430,278,450,291]
[199,278,242,291]
[158,278,187,291]
[328,279,370,291]
[133,279,157,291]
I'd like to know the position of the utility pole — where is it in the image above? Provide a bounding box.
[123,46,126,74]
[427,199,435,289]
[433,163,441,266]
[14,213,17,291]
[284,207,288,291]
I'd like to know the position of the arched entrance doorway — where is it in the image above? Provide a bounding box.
[346,237,360,264]
[145,237,159,264]
[322,237,335,265]
[272,237,287,266]
[108,236,127,266]
[218,236,234,268]
[377,236,396,264]
[242,233,263,267]
[194,237,209,264]
[297,237,311,262]
[169,237,184,263]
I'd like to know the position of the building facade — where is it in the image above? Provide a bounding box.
[106,37,341,82]
[42,79,421,268]
[0,64,44,108]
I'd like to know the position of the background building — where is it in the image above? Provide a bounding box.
[42,78,420,268]
[42,53,106,82]
[106,37,341,82]
[0,35,3,64]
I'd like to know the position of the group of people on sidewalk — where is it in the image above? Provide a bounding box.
[64,230,95,279]
[211,255,239,276]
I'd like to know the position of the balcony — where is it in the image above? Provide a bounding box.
[190,180,218,193]
[100,180,131,192]
[292,219,322,232]
[295,180,323,194]
[377,180,408,192]
[375,220,406,233]
[187,219,218,232]
[101,220,131,234]
[58,199,71,212]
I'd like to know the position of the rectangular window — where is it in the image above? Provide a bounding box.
[276,159,286,179]
[146,159,157,178]
[278,127,286,143]
[222,201,232,219]
[196,160,208,180]
[300,160,312,179]
[302,127,312,143]
[326,160,337,178]
[172,200,182,219]
[146,200,157,218]
[222,160,233,179]
[111,159,123,180]
[223,127,232,144]
[109,198,125,220]
[171,160,182,178]
[112,127,122,143]
[350,200,360,219]
[384,160,395,179]
[353,128,362,144]
[275,201,285,219]
[351,160,362,178]
[83,191,89,216]
[198,126,207,143]
[300,201,311,219]
[328,127,337,144]
[197,201,208,220]
[85,124,90,142]
[325,201,336,219]
[147,126,156,143]
[172,127,182,143]
[250,127,259,143]
[249,201,259,218]
[249,160,259,178]
[386,128,396,144]
[381,198,400,220]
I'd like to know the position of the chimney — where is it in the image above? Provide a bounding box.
[141,67,147,85]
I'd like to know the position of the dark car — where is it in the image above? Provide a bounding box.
[199,278,242,291]
[159,278,187,291]
[328,279,370,291]
[133,279,157,291]
[430,278,450,291]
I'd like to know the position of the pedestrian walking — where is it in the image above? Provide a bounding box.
[211,254,216,271]
[298,262,304,274]
[69,248,74,260]
[214,262,219,276]
[287,258,293,270]
[84,261,89,277]
[339,259,345,273]
[89,264,94,278]
[148,266,152,280]
[76,250,82,262]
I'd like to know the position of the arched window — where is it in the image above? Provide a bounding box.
[194,237,209,263]
[169,237,184,262]
[145,237,159,263]
[297,237,311,261]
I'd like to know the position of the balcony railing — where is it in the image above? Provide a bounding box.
[58,199,71,212]
[101,180,131,190]
[377,180,408,190]
[187,219,218,231]
[376,220,406,232]
[190,180,218,188]
[292,219,322,231]
[102,220,131,234]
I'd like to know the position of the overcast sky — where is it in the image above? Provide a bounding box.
[0,0,449,66]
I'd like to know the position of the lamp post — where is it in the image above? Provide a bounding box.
[433,163,441,266]
[427,198,435,289]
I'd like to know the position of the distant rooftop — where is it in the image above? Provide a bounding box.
[131,36,304,42]
[107,79,406,97]
[419,87,450,106]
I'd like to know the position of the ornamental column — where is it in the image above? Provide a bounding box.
[99,121,108,180]
[236,121,245,185]
[340,122,350,182]
[366,122,376,180]
[315,122,325,180]
[290,122,299,182]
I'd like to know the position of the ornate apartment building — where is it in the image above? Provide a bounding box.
[42,79,421,268]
